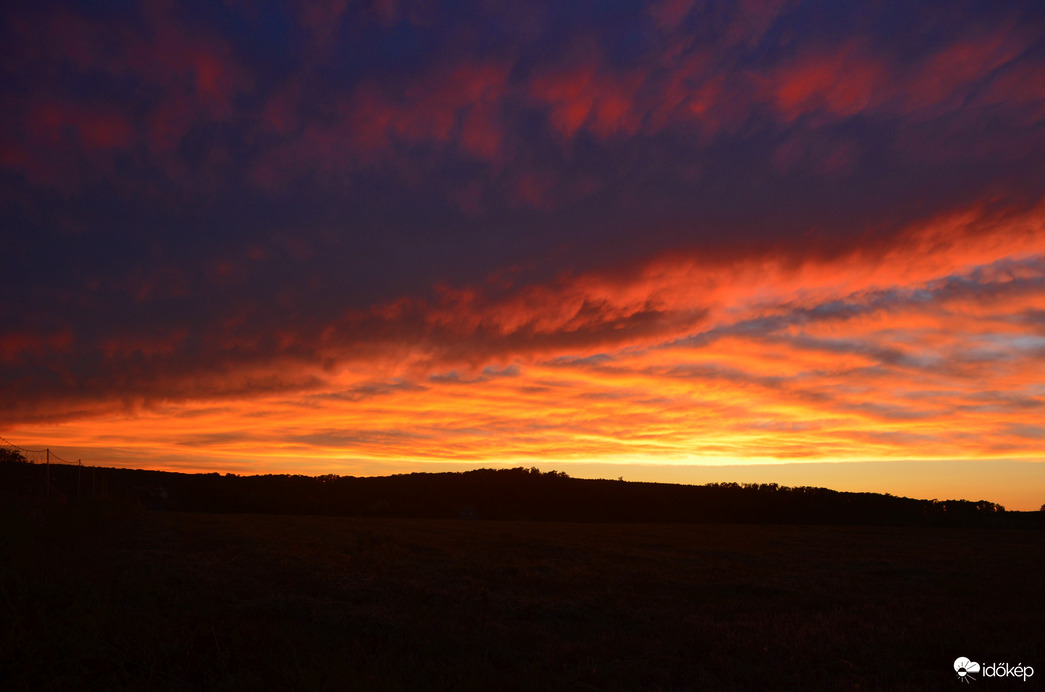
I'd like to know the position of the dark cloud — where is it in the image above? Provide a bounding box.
[312,379,428,401]
[2,0,1044,424]
[292,428,433,447]
[1004,424,1045,440]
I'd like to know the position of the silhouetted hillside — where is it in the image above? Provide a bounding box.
[5,460,1039,527]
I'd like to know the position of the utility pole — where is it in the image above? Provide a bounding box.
[77,460,82,501]
[46,448,50,499]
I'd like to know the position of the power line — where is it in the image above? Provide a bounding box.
[0,436,82,465]
[0,435,47,455]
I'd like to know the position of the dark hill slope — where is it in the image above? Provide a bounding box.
[5,461,1032,527]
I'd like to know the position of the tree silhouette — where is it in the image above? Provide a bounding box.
[0,448,29,463]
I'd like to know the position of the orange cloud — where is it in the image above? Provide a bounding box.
[12,199,1043,476]
[8,194,1042,427]
[4,0,1043,513]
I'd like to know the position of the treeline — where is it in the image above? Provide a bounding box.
[4,458,1039,527]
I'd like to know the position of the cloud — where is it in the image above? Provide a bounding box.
[310,379,428,401]
[765,40,888,122]
[3,193,1043,425]
[898,24,1030,115]
[2,0,1044,503]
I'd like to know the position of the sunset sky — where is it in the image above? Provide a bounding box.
[3,0,1044,509]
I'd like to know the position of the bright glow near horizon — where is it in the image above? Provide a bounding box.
[3,0,1044,510]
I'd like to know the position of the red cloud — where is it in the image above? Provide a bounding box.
[0,99,135,186]
[25,102,133,151]
[100,330,188,359]
[899,27,1027,115]
[3,194,1043,452]
[78,110,135,151]
[766,41,889,122]
[356,62,511,155]
[253,60,512,187]
[297,0,350,50]
[133,29,245,158]
[330,194,1045,373]
[529,63,644,139]
[759,25,1033,126]
[0,2,250,189]
[0,330,74,363]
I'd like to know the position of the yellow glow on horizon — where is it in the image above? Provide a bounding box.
[6,203,1045,510]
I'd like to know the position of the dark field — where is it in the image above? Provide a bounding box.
[2,507,1042,690]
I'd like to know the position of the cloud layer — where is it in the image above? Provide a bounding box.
[3,0,1044,507]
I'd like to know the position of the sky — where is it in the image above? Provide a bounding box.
[2,0,1044,509]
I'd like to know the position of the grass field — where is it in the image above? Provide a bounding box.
[2,505,1042,690]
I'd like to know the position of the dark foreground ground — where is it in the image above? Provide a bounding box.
[2,505,1042,691]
